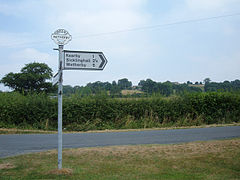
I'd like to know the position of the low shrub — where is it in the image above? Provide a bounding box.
[0,92,239,130]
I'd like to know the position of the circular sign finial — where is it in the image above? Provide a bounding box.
[51,29,72,45]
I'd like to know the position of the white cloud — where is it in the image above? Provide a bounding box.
[44,0,152,75]
[9,48,57,72]
[11,48,50,62]
[44,0,149,35]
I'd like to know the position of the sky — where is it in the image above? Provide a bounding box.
[0,0,240,91]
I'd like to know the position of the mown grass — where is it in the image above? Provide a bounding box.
[0,138,240,179]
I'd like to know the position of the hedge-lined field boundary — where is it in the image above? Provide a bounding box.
[0,92,239,131]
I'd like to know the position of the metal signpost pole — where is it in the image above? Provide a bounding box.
[58,44,63,169]
[51,29,107,170]
[52,29,72,170]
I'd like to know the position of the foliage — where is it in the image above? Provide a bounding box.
[0,92,57,129]
[63,80,123,97]
[118,78,132,90]
[0,92,239,131]
[61,78,240,98]
[0,62,55,94]
[139,79,202,96]
[204,79,240,92]
[204,78,211,84]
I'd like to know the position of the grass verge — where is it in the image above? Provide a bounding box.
[1,123,240,134]
[0,128,57,134]
[0,138,240,179]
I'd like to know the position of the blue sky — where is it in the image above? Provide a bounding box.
[0,0,240,91]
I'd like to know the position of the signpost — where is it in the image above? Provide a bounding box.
[52,29,71,170]
[64,50,107,70]
[51,29,107,170]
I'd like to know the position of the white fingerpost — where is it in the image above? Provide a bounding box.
[51,28,107,170]
[51,29,71,170]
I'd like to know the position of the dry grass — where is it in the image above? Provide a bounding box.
[188,84,204,88]
[1,123,240,134]
[121,89,143,95]
[64,138,240,159]
[0,138,240,179]
[0,163,15,170]
[48,168,73,175]
[0,128,57,134]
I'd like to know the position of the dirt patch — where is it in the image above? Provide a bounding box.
[48,168,73,175]
[0,163,15,170]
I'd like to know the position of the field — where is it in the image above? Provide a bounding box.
[121,89,143,95]
[188,84,205,91]
[0,138,239,179]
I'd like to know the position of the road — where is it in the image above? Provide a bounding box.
[0,126,240,158]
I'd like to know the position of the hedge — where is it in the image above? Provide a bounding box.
[0,92,239,131]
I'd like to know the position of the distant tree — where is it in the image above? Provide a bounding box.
[112,81,117,86]
[80,86,92,96]
[110,81,121,95]
[187,81,193,85]
[204,79,240,92]
[138,80,145,87]
[195,82,199,85]
[203,78,211,84]
[73,85,81,93]
[118,78,132,90]
[138,79,157,94]
[174,83,202,94]
[86,81,112,94]
[87,81,103,94]
[63,85,74,95]
[103,82,112,91]
[0,62,54,94]
[157,81,173,96]
[231,79,240,91]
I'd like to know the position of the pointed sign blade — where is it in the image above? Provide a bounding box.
[63,50,108,70]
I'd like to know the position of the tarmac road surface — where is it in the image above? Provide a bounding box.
[1,126,240,158]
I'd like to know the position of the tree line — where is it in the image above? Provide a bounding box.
[1,62,240,96]
[204,79,240,92]
[63,78,240,97]
[63,78,132,96]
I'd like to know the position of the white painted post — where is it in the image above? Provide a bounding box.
[51,29,72,170]
[58,44,63,169]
